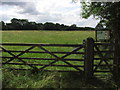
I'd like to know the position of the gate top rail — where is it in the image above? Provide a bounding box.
[0,43,84,47]
[95,42,114,46]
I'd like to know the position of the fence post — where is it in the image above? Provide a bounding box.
[113,39,120,79]
[84,37,94,80]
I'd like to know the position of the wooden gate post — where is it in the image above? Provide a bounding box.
[84,37,94,80]
[113,39,120,79]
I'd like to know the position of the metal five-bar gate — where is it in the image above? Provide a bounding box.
[0,42,85,73]
[0,38,119,79]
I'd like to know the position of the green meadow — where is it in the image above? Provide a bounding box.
[2,30,95,43]
[2,31,115,88]
[2,31,95,70]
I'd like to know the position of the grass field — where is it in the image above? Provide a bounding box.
[2,31,117,88]
[2,31,95,70]
[2,30,95,43]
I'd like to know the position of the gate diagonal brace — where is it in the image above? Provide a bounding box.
[1,46,38,69]
[38,45,83,72]
[93,44,113,73]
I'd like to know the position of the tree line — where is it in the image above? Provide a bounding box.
[1,18,94,31]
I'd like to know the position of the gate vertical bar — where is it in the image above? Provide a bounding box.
[113,39,120,79]
[84,37,94,80]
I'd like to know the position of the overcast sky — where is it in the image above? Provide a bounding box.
[0,0,100,27]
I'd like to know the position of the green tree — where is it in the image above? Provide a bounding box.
[37,23,43,30]
[1,21,6,30]
[81,2,120,41]
[11,18,22,30]
[80,1,120,79]
[66,24,77,30]
[43,22,56,30]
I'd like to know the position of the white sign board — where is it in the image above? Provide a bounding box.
[97,31,110,41]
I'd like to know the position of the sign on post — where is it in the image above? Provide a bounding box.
[96,30,110,42]
[95,23,111,42]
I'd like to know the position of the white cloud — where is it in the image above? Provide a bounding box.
[76,16,100,27]
[0,0,99,27]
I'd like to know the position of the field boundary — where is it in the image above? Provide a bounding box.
[1,37,119,80]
